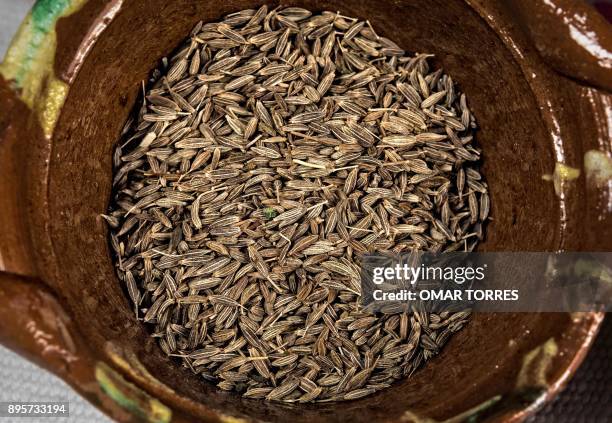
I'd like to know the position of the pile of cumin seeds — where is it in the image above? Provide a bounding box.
[105,6,489,403]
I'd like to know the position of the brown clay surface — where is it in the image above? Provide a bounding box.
[0,0,610,422]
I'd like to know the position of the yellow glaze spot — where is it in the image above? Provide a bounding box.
[38,77,68,137]
[574,258,612,284]
[399,395,502,423]
[105,342,172,394]
[95,362,171,423]
[517,338,558,389]
[400,410,436,423]
[584,150,612,186]
[0,0,87,138]
[219,414,251,423]
[543,163,580,197]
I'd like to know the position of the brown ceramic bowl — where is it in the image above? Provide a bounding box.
[0,0,610,422]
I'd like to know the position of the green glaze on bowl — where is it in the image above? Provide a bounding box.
[95,362,172,423]
[0,0,87,137]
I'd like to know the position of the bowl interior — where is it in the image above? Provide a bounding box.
[42,0,581,421]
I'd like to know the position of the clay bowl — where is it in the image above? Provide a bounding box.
[0,0,610,422]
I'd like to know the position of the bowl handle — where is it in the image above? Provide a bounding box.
[0,272,86,375]
[509,0,612,91]
[0,273,173,423]
[0,75,76,372]
[0,80,118,414]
